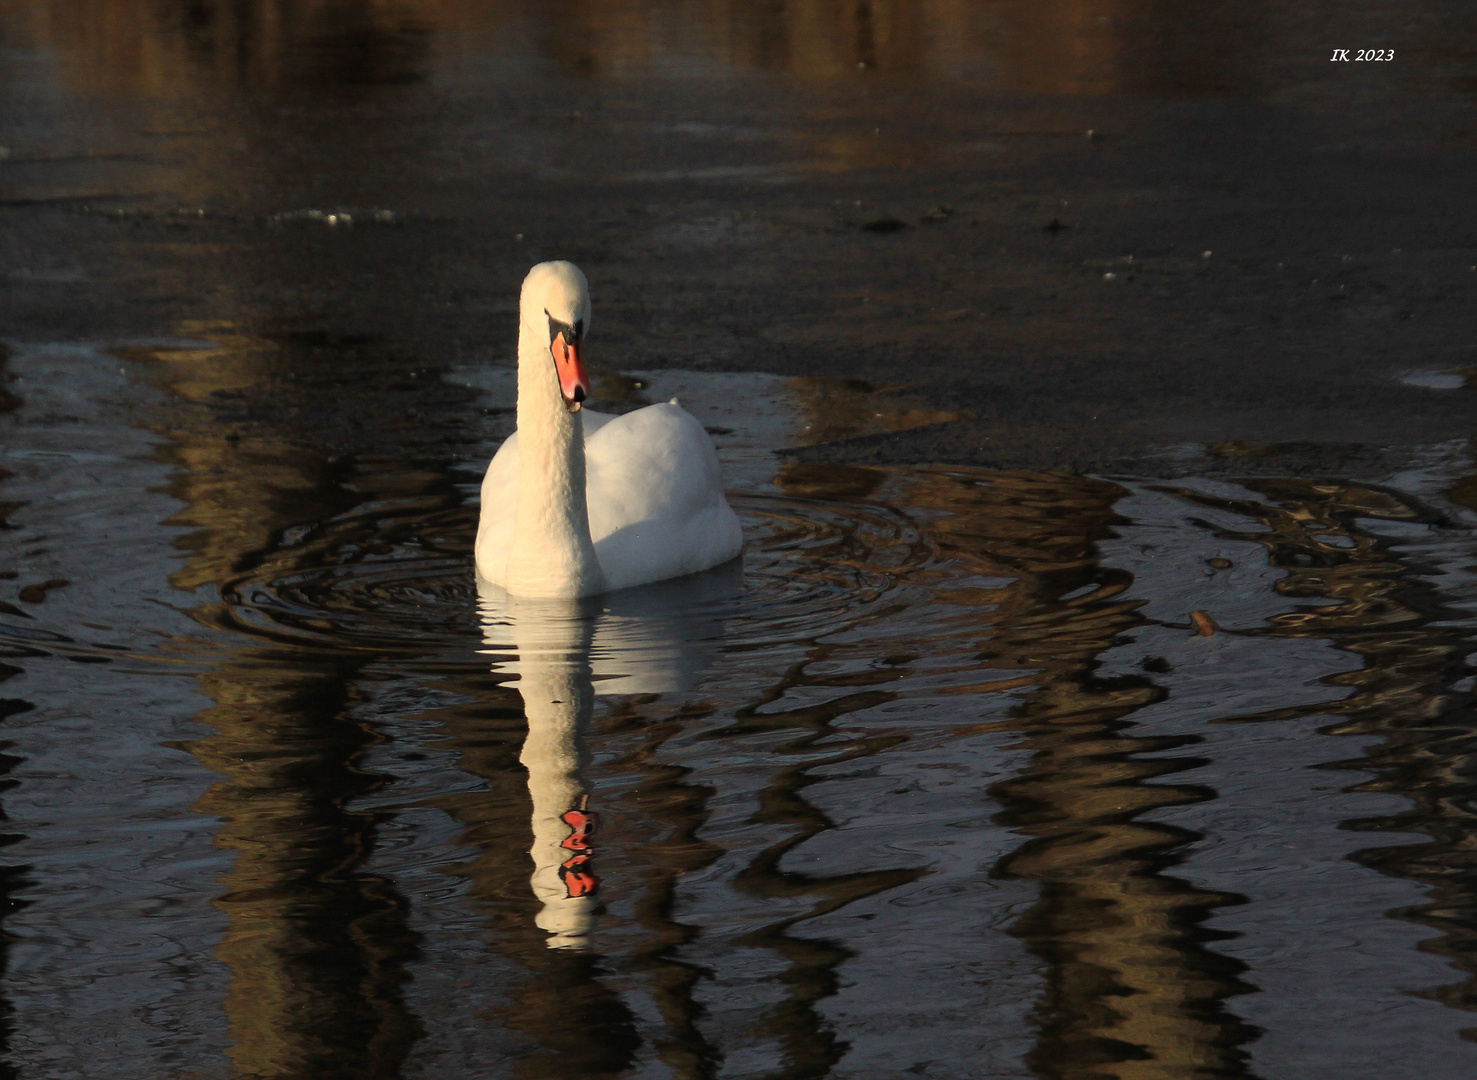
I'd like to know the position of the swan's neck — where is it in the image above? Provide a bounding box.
[507,322,604,598]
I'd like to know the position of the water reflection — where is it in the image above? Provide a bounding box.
[189,651,421,1079]
[10,337,1477,1074]
[186,456,1477,1076]
[1154,478,1477,1051]
[1,0,433,93]
[869,469,1260,1077]
[992,648,1259,1078]
[496,598,601,949]
[47,0,1477,104]
[0,0,1281,97]
[150,344,425,1074]
[477,565,738,949]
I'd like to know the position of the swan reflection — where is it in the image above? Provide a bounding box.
[477,562,741,948]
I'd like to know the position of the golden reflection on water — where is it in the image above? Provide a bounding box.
[0,0,435,93]
[115,336,358,592]
[1161,478,1477,1042]
[91,333,1477,1074]
[189,654,421,1079]
[0,0,1263,96]
[842,467,1257,1078]
[125,337,425,1078]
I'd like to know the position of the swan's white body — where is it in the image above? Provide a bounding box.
[475,262,743,597]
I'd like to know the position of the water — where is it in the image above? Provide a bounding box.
[6,3,1477,1077]
[2,337,1477,1079]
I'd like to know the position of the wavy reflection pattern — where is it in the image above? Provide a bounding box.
[1153,479,1477,1046]
[7,344,1477,1074]
[0,0,1262,96]
[161,391,428,1076]
[87,423,1477,1077]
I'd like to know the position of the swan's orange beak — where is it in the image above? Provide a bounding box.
[551,333,589,412]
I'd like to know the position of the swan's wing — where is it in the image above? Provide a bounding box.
[584,402,743,590]
[584,403,723,534]
[474,410,619,583]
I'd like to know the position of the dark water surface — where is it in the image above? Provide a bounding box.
[3,338,1477,1080]
[6,3,1477,1079]
[6,0,1477,473]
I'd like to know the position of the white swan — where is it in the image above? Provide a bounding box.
[475,261,743,598]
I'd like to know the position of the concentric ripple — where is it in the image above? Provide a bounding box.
[198,486,942,669]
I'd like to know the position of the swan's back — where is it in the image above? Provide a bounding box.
[476,402,742,591]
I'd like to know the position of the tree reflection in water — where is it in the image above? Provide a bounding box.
[1156,479,1477,1046]
[165,447,1477,1077]
[10,326,1470,1075]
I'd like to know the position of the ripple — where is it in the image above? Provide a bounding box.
[199,487,938,667]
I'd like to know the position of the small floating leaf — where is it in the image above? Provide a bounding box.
[1190,610,1218,637]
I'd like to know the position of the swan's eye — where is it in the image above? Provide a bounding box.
[547,313,578,346]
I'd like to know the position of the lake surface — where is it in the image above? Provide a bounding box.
[2,337,1477,1079]
[6,2,1477,1078]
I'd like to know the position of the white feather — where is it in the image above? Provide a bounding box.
[475,263,743,596]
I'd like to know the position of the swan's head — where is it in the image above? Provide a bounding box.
[521,261,592,412]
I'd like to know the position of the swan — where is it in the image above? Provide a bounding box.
[475,261,743,598]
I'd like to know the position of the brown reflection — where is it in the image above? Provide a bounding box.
[115,337,362,594]
[188,652,420,1079]
[747,465,1260,1077]
[980,0,1262,97]
[131,339,425,1078]
[989,657,1258,1077]
[0,0,1264,97]
[0,0,433,94]
[595,694,727,1079]
[718,0,928,79]
[882,468,1258,1079]
[708,647,922,1076]
[409,668,646,1080]
[787,376,969,450]
[1162,478,1477,1041]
